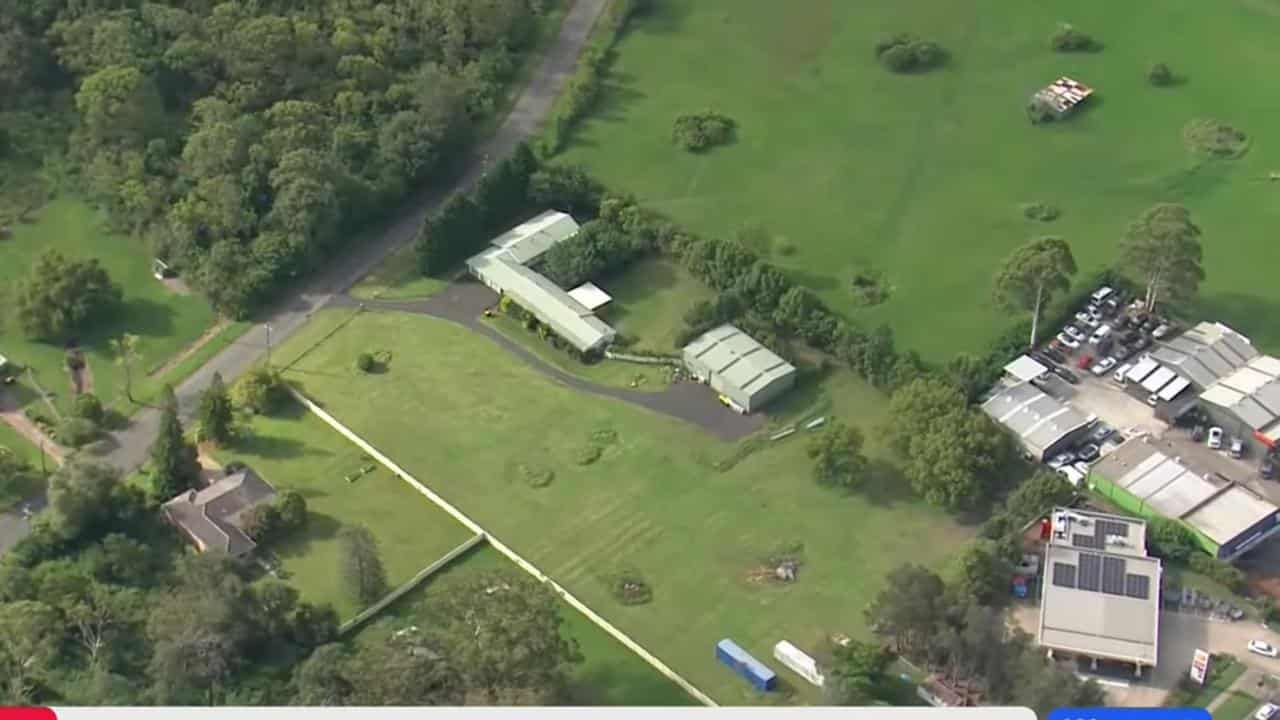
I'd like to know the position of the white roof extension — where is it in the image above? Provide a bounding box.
[567,282,612,311]
[1005,354,1049,383]
[1153,321,1257,389]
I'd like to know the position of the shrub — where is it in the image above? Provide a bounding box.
[1026,97,1056,124]
[57,417,99,448]
[1050,27,1097,52]
[1189,553,1247,593]
[234,367,288,415]
[573,444,603,466]
[606,569,653,606]
[850,268,889,306]
[355,352,375,373]
[72,393,105,423]
[519,464,554,488]
[1183,119,1249,158]
[1022,202,1060,222]
[875,33,946,73]
[1147,63,1174,87]
[672,111,736,152]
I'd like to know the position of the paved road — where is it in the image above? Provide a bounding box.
[100,0,612,472]
[331,283,765,441]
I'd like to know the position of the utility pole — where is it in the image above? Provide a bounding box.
[264,323,273,368]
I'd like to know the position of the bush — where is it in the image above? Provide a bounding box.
[72,393,105,423]
[671,111,736,152]
[606,569,653,606]
[1189,553,1247,593]
[1022,202,1060,222]
[1147,63,1174,87]
[875,34,946,73]
[1183,119,1249,159]
[234,367,288,415]
[1050,27,1097,52]
[850,268,889,306]
[57,417,99,448]
[355,352,375,373]
[519,464,554,488]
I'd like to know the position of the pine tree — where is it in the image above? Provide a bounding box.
[197,372,234,445]
[150,385,200,499]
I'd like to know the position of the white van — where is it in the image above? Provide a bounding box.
[1090,286,1114,303]
[1090,324,1113,344]
[1114,363,1133,385]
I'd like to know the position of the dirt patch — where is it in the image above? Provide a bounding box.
[0,391,66,465]
[149,319,231,378]
[161,276,193,295]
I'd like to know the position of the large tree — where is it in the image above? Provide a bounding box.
[46,461,120,541]
[825,639,894,705]
[14,250,122,340]
[197,371,235,445]
[806,421,869,489]
[992,236,1077,348]
[952,539,1014,606]
[865,564,947,658]
[1119,203,1205,311]
[338,524,387,606]
[0,600,61,704]
[149,385,200,500]
[427,572,581,703]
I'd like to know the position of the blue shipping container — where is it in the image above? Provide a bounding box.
[715,639,777,691]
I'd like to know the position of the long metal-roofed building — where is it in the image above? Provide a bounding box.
[1090,436,1280,560]
[1151,321,1257,390]
[683,325,796,413]
[1199,355,1280,454]
[1038,507,1160,674]
[466,210,616,354]
[981,380,1094,462]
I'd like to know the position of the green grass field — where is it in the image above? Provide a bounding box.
[558,0,1280,360]
[1214,691,1261,720]
[211,401,474,618]
[487,314,671,392]
[599,258,715,354]
[360,544,696,705]
[275,308,969,703]
[0,198,218,413]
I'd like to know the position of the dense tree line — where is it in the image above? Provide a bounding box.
[2,0,554,318]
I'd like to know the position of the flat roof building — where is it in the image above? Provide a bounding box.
[1090,437,1280,560]
[1033,76,1094,116]
[466,211,617,354]
[1039,508,1160,672]
[981,381,1094,462]
[683,325,796,413]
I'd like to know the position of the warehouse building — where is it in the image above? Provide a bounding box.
[981,380,1094,462]
[1151,321,1257,390]
[1039,507,1160,675]
[1090,437,1280,561]
[1199,355,1280,455]
[466,211,617,354]
[683,325,796,413]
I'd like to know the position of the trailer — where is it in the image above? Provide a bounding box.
[773,640,824,687]
[715,639,777,691]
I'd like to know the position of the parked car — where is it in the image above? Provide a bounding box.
[1072,460,1092,477]
[1133,336,1151,351]
[1142,317,1161,333]
[1057,465,1085,487]
[1192,425,1206,442]
[1091,357,1118,376]
[1077,443,1101,463]
[1048,452,1076,470]
[1208,427,1224,450]
[1065,325,1087,342]
[1147,393,1159,407]
[1249,639,1278,658]
[1090,325,1113,345]
[1254,703,1278,720]
[1261,455,1277,480]
[1040,347,1066,364]
[1033,351,1061,367]
[1052,366,1079,384]
[1056,332,1081,350]
[1114,364,1132,385]
[1089,424,1115,444]
[1152,323,1172,339]
[1077,354,1094,370]
[1075,311,1100,328]
[1090,286,1114,303]
[1112,345,1133,363]
[1231,437,1245,459]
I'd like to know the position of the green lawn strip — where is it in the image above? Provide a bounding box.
[0,421,48,469]
[1167,655,1245,708]
[149,321,252,391]
[274,308,967,703]
[210,401,473,618]
[0,198,217,414]
[558,0,1280,359]
[598,258,715,354]
[1214,691,1261,720]
[487,313,671,392]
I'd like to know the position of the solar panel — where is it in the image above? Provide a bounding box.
[1098,520,1129,539]
[1124,573,1151,600]
[1102,557,1127,595]
[1073,533,1102,549]
[1078,553,1102,592]
[1052,562,1077,589]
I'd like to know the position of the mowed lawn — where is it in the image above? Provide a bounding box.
[0,198,218,412]
[1213,692,1260,720]
[559,0,1280,359]
[598,258,715,354]
[211,401,474,618]
[276,309,970,703]
[360,544,695,706]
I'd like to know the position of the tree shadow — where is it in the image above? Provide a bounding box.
[587,72,648,126]
[275,512,344,559]
[784,267,839,292]
[229,434,315,460]
[110,297,177,339]
[621,0,694,37]
[859,457,914,507]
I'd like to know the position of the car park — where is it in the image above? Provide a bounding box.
[1112,346,1133,363]
[1053,366,1079,384]
[1039,347,1066,364]
[1077,443,1101,462]
[1065,325,1086,342]
[1032,351,1060,367]
[1048,452,1076,470]
[1091,357,1117,376]
[1075,311,1100,328]
[1208,427,1224,450]
[1231,437,1245,459]
[1133,336,1151,351]
[1249,639,1278,658]
[1056,333,1081,350]
[1089,424,1115,444]
[1089,325,1112,344]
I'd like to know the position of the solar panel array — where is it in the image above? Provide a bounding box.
[1125,574,1151,599]
[1102,557,1127,594]
[1052,562,1077,589]
[1071,517,1131,550]
[1098,520,1129,538]
[1078,552,1102,591]
[1057,552,1152,600]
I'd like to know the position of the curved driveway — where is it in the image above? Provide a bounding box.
[101,0,613,472]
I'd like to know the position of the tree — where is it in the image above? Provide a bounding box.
[953,540,1014,606]
[992,236,1077,348]
[338,525,387,606]
[806,421,868,489]
[886,376,967,455]
[46,461,120,541]
[289,603,339,649]
[0,600,61,704]
[1147,517,1199,561]
[1119,203,1205,311]
[63,581,145,668]
[73,64,163,149]
[14,250,122,340]
[197,372,235,445]
[1148,62,1174,86]
[73,393,105,423]
[825,640,893,705]
[109,334,141,404]
[946,353,1000,403]
[866,564,946,657]
[234,367,288,415]
[149,385,200,500]
[276,490,307,531]
[292,644,354,706]
[429,572,581,703]
[241,503,283,543]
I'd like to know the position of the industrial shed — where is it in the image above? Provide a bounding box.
[1090,437,1280,560]
[981,381,1093,462]
[466,211,617,354]
[683,325,796,413]
[1152,321,1257,390]
[1199,355,1280,454]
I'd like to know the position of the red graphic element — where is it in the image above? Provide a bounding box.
[0,709,56,720]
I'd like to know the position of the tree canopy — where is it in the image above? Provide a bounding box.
[1119,203,1205,311]
[992,236,1077,348]
[14,250,122,340]
[806,421,869,489]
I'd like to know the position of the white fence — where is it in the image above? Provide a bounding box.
[288,386,718,707]
[604,350,681,366]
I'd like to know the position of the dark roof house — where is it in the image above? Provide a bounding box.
[162,467,277,557]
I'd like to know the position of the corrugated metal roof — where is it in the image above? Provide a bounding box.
[1234,397,1275,430]
[1202,383,1245,409]
[1127,357,1159,383]
[470,254,614,352]
[1251,356,1280,376]
[1142,367,1176,393]
[1158,376,1192,402]
[683,325,795,396]
[489,210,580,265]
[1005,355,1049,382]
[1184,486,1278,546]
[981,382,1091,457]
[566,282,611,311]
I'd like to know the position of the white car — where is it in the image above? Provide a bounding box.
[1091,357,1118,376]
[1249,639,1278,658]
[1056,332,1081,350]
[1257,704,1279,720]
[1075,311,1101,328]
[1047,452,1076,470]
[1152,323,1172,339]
[1065,325,1087,342]
[1089,324,1113,344]
[1208,426,1225,450]
[1090,286,1114,303]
